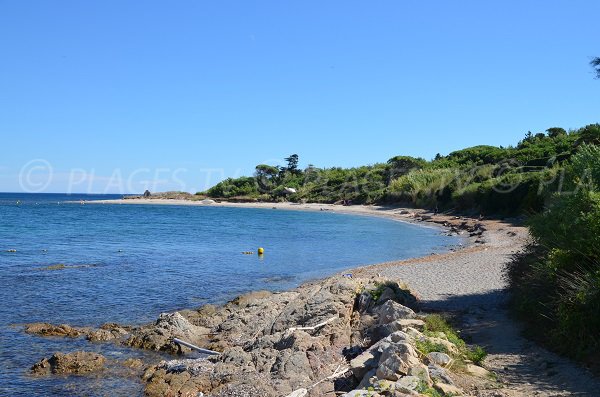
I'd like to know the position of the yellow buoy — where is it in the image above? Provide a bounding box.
[257,247,264,255]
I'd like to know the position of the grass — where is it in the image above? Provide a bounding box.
[420,314,488,366]
[416,339,449,355]
[416,381,444,397]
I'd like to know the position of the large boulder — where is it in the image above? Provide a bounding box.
[374,301,416,325]
[376,343,420,381]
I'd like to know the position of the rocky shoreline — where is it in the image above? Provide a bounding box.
[22,209,508,396]
[26,274,497,397]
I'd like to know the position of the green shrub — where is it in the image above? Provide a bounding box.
[506,190,600,366]
[465,345,487,365]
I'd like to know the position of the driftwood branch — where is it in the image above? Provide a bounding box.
[172,338,220,356]
[309,363,350,389]
[285,363,350,396]
[287,316,337,333]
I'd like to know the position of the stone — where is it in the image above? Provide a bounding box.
[357,291,374,313]
[124,311,210,353]
[395,375,420,392]
[427,352,451,366]
[376,343,420,381]
[31,351,106,375]
[357,368,377,389]
[466,363,491,377]
[87,323,129,342]
[122,358,143,368]
[407,363,432,386]
[435,382,463,395]
[396,319,425,329]
[375,300,416,325]
[389,331,412,343]
[350,349,379,380]
[376,287,397,304]
[428,364,454,385]
[25,323,82,338]
[403,327,425,341]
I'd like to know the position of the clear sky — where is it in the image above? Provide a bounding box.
[0,1,598,193]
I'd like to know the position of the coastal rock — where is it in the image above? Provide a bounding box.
[407,363,432,386]
[87,323,130,342]
[427,352,451,367]
[122,358,143,368]
[394,375,420,392]
[435,382,463,395]
[376,343,420,381]
[125,312,211,353]
[25,323,83,338]
[350,349,379,380]
[428,364,454,385]
[374,300,416,324]
[466,363,491,377]
[31,351,106,375]
[141,276,378,396]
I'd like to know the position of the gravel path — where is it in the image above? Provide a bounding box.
[353,213,600,397]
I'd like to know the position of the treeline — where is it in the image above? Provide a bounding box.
[203,123,600,216]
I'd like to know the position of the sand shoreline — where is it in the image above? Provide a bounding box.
[87,198,466,231]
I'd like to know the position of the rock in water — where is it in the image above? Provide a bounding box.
[31,351,106,375]
[125,311,210,353]
[25,323,83,338]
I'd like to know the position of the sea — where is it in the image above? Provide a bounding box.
[0,193,461,396]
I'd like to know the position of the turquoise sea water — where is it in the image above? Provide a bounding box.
[0,193,460,396]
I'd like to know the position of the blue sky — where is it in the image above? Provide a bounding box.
[0,1,598,193]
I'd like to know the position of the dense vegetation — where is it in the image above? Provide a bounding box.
[506,144,600,372]
[202,123,599,216]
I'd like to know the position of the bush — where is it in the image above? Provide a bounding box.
[506,191,600,366]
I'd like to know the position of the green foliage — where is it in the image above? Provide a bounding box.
[420,314,487,366]
[568,144,600,190]
[416,339,449,355]
[507,188,600,367]
[202,124,598,216]
[465,345,487,365]
[446,145,510,166]
[416,381,444,397]
[576,124,600,146]
[547,127,567,138]
[204,177,259,198]
[423,314,465,349]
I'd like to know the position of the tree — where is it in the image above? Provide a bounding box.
[386,155,426,183]
[577,123,600,146]
[591,57,600,79]
[546,127,567,138]
[282,154,300,174]
[255,164,280,192]
[255,164,279,179]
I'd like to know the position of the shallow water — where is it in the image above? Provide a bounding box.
[0,193,460,395]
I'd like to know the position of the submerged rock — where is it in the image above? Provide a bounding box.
[31,351,106,375]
